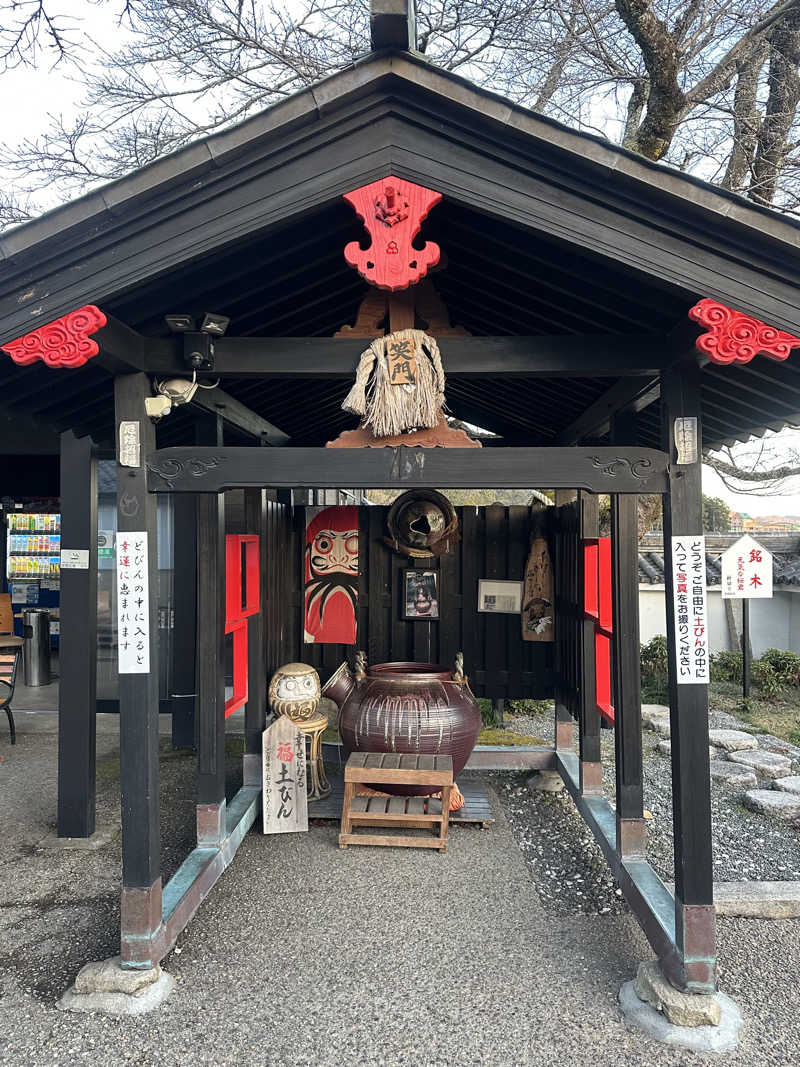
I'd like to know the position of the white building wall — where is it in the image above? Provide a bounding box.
[639,586,800,656]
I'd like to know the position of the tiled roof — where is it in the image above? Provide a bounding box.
[638,550,800,587]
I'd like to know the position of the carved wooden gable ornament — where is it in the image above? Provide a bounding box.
[1,305,107,368]
[689,299,800,365]
[343,176,442,291]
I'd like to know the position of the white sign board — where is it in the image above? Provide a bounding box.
[671,535,709,684]
[116,532,150,673]
[262,716,308,835]
[119,421,141,467]
[60,549,89,570]
[721,535,773,599]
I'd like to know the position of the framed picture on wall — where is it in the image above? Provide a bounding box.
[403,569,440,620]
[478,579,523,614]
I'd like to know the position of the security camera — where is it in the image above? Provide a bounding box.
[158,377,199,406]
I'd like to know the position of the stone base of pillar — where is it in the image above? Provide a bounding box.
[58,956,174,1016]
[619,961,742,1054]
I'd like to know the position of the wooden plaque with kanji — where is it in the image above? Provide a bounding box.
[262,716,309,835]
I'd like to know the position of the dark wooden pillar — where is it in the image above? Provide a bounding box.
[578,490,602,795]
[196,491,227,847]
[610,490,645,856]
[115,374,163,968]
[57,431,98,837]
[661,356,716,993]
[553,489,577,750]
[170,413,219,749]
[243,487,267,786]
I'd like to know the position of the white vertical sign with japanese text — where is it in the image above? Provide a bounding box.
[671,535,709,684]
[116,531,150,674]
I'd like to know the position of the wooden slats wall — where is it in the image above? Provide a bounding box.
[262,503,553,701]
[552,499,581,719]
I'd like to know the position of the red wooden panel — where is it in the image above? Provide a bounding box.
[597,536,613,636]
[226,534,260,623]
[584,541,599,620]
[224,618,249,718]
[584,536,614,726]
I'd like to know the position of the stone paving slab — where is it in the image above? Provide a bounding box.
[708,729,758,753]
[774,776,800,796]
[708,761,757,788]
[743,789,800,822]
[730,750,793,779]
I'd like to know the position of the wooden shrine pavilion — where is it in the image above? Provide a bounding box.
[2,0,800,1006]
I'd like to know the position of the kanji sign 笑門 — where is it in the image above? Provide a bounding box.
[671,536,709,684]
[721,535,773,599]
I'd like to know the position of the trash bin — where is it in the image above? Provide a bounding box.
[23,608,51,687]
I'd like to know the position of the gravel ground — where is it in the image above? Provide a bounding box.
[504,704,800,897]
[2,715,800,1066]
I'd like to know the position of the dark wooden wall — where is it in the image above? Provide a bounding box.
[261,502,553,701]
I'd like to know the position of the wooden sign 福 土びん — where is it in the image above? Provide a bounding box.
[522,536,554,641]
[262,716,308,835]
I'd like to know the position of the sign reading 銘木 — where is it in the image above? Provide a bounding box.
[262,716,308,835]
[116,532,150,673]
[671,535,709,684]
[721,535,773,599]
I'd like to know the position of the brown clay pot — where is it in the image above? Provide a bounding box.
[335,660,481,795]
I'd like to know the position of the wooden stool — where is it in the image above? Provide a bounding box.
[339,752,453,852]
[293,712,330,801]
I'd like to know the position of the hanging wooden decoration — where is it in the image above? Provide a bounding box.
[342,328,446,438]
[689,299,800,365]
[522,536,554,641]
[1,305,107,368]
[304,506,359,644]
[343,176,441,291]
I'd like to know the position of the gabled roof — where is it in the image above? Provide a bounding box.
[2,49,800,341]
[1,47,800,452]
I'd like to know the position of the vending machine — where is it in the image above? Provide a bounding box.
[6,512,60,645]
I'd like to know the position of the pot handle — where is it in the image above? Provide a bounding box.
[354,649,368,681]
[452,651,465,682]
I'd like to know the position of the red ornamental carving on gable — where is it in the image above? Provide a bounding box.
[343,176,442,291]
[1,305,107,368]
[689,299,800,365]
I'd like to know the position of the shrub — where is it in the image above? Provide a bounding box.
[709,650,743,684]
[750,659,782,699]
[640,635,668,677]
[758,648,800,688]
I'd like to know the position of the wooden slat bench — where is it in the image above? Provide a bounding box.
[339,752,453,852]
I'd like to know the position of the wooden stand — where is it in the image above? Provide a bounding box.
[339,752,453,852]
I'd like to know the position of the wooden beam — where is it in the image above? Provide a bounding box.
[142,335,672,379]
[146,445,669,494]
[57,431,98,838]
[554,376,662,445]
[190,386,290,445]
[370,0,415,50]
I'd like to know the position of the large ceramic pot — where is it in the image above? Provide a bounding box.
[325,656,481,796]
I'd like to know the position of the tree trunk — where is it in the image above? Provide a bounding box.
[749,14,800,205]
[622,78,650,149]
[722,40,768,193]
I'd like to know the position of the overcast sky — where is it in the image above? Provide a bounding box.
[3,4,800,518]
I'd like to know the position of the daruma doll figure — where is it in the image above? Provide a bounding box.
[303,506,358,644]
[268,662,321,722]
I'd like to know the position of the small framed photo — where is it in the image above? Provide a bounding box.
[478,579,523,614]
[403,569,439,620]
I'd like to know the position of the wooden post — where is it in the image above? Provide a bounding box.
[57,431,99,837]
[115,374,163,968]
[742,600,751,700]
[243,487,267,787]
[170,414,219,749]
[554,489,577,750]
[196,491,227,847]
[661,355,716,994]
[610,490,645,856]
[578,490,602,795]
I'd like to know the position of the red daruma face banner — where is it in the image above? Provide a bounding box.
[304,506,359,644]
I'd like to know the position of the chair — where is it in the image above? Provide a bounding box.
[0,593,24,651]
[0,648,20,744]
